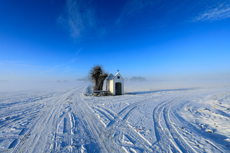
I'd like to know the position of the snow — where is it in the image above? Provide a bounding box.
[0,80,230,152]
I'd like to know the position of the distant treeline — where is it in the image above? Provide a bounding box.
[126,76,146,81]
[56,80,69,83]
[76,77,90,82]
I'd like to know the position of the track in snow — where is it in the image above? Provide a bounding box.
[1,85,230,152]
[91,98,153,152]
[152,100,196,153]
[11,87,112,152]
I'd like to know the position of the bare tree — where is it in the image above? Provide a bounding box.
[89,65,108,91]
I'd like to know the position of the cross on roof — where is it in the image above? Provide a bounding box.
[117,69,119,72]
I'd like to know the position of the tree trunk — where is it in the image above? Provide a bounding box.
[93,73,100,91]
[98,74,108,90]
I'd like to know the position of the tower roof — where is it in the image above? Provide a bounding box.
[106,73,114,80]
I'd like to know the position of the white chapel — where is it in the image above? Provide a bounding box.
[106,70,124,95]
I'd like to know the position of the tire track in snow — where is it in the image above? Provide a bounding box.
[37,86,121,153]
[0,89,71,114]
[42,88,82,153]
[16,97,66,152]
[0,102,45,129]
[106,99,149,128]
[77,91,123,153]
[95,105,117,118]
[163,104,197,152]
[0,90,72,131]
[170,100,225,153]
[152,100,196,153]
[152,100,181,152]
[68,112,75,135]
[91,106,114,121]
[11,88,81,153]
[0,109,42,129]
[88,96,153,152]
[11,110,45,153]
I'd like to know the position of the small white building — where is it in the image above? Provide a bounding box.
[106,70,124,95]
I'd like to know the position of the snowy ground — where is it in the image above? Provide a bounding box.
[0,81,230,152]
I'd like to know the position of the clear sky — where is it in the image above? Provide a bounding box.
[0,0,230,81]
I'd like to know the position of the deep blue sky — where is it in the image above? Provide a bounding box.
[0,0,230,81]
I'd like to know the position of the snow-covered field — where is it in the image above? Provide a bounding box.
[0,81,230,152]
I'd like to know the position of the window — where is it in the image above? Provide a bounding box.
[117,76,120,79]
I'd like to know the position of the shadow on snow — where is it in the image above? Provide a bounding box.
[125,88,198,95]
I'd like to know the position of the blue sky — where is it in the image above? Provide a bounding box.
[0,0,230,81]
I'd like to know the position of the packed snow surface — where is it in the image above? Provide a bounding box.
[0,81,230,152]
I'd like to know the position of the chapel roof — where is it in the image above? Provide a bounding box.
[106,73,114,80]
